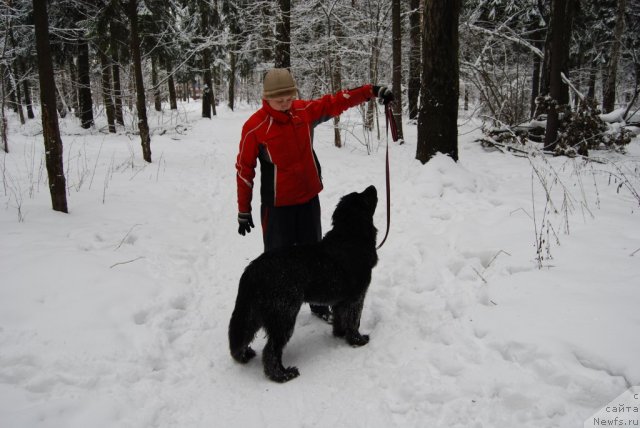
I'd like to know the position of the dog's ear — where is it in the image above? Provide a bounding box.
[332,191,360,226]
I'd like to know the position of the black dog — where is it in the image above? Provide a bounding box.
[228,186,379,383]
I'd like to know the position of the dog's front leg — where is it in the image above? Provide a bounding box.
[332,295,369,347]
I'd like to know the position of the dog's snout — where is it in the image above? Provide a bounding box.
[363,185,377,197]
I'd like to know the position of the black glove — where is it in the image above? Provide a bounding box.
[238,212,255,236]
[373,85,394,105]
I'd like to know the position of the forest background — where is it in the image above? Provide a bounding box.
[2,0,640,193]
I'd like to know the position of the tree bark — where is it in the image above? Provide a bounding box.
[167,60,177,110]
[391,0,404,141]
[5,77,18,113]
[77,39,94,128]
[67,55,80,118]
[544,0,575,150]
[110,20,124,125]
[200,0,215,118]
[416,0,461,163]
[530,27,544,118]
[603,0,626,113]
[11,66,25,125]
[408,0,421,121]
[128,0,151,163]
[151,54,162,112]
[33,0,68,213]
[229,49,237,111]
[275,0,291,69]
[20,59,34,119]
[227,1,241,111]
[1,65,8,153]
[99,50,116,133]
[331,49,342,148]
[587,57,597,99]
[365,30,382,133]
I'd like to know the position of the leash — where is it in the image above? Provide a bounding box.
[376,102,399,249]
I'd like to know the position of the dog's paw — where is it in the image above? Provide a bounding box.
[347,333,370,347]
[267,366,300,383]
[232,347,256,364]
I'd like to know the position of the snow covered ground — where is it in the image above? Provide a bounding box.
[1,101,639,428]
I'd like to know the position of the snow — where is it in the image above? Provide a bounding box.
[600,108,626,123]
[1,102,639,428]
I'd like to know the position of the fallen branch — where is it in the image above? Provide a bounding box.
[110,256,145,269]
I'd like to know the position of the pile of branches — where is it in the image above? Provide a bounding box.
[479,97,635,158]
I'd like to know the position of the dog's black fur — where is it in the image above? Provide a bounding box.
[228,185,379,382]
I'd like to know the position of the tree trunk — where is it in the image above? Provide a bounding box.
[587,58,597,99]
[167,64,177,110]
[5,77,18,113]
[331,53,342,148]
[229,49,236,111]
[275,0,291,69]
[67,55,80,118]
[408,0,421,121]
[20,59,34,119]
[365,33,382,132]
[202,62,213,118]
[151,55,162,112]
[260,3,274,64]
[99,50,116,133]
[1,66,8,153]
[10,66,26,125]
[391,0,404,141]
[128,0,151,163]
[110,20,124,125]
[530,28,544,118]
[544,0,575,150]
[200,0,214,118]
[602,0,626,113]
[34,0,68,213]
[55,78,67,119]
[77,39,94,128]
[416,0,461,163]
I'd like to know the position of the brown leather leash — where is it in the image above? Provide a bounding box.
[376,102,399,249]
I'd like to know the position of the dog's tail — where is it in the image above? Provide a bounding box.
[229,269,261,363]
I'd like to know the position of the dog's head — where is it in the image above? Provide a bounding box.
[331,185,378,234]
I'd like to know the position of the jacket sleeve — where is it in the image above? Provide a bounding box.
[299,84,374,124]
[236,121,260,214]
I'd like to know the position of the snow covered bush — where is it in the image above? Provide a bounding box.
[554,98,633,156]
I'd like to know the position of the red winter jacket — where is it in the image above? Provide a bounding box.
[236,85,374,213]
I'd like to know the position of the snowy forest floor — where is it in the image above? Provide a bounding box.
[1,102,639,428]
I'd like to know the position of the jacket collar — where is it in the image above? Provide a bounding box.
[261,99,292,124]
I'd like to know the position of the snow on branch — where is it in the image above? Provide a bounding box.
[465,23,544,59]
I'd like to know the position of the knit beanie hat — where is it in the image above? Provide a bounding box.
[263,68,298,99]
